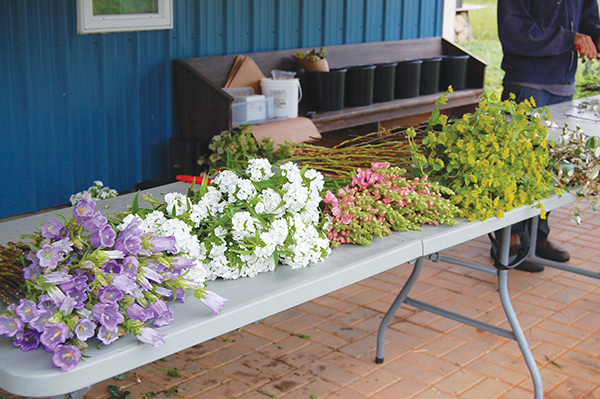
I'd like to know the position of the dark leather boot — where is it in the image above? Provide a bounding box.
[536,240,570,263]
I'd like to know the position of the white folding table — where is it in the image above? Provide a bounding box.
[0,184,581,399]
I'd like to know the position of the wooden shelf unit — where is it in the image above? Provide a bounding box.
[173,37,486,148]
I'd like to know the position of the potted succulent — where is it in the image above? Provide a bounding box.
[292,47,329,72]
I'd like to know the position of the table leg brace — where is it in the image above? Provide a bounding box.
[49,386,92,399]
[526,217,600,279]
[375,257,424,364]
[375,227,544,398]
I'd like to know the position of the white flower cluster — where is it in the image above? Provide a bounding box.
[70,180,118,205]
[120,159,331,284]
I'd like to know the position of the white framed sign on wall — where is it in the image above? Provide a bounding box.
[77,0,173,34]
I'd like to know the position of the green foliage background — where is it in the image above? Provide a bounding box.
[93,0,158,15]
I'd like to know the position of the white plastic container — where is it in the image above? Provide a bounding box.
[231,95,268,126]
[222,86,254,98]
[260,78,302,119]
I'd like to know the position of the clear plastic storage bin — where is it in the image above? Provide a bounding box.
[231,95,274,126]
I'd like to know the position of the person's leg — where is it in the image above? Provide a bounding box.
[501,84,572,107]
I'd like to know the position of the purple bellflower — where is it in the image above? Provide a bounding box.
[115,233,142,256]
[52,345,82,372]
[137,327,165,349]
[90,224,116,248]
[62,288,87,310]
[97,325,119,345]
[171,257,196,271]
[45,287,67,309]
[0,316,24,338]
[148,300,175,327]
[82,210,108,231]
[61,268,90,293]
[201,291,228,315]
[115,219,143,255]
[36,244,62,270]
[59,296,77,316]
[174,288,188,303]
[29,307,54,333]
[44,270,73,286]
[126,303,153,323]
[74,319,96,342]
[98,285,124,304]
[73,197,95,221]
[14,329,41,352]
[24,250,41,278]
[147,262,168,274]
[143,267,163,284]
[23,261,42,280]
[111,275,138,297]
[40,322,69,352]
[15,299,39,323]
[149,236,178,254]
[104,250,125,260]
[92,302,124,330]
[41,219,64,240]
[153,286,174,298]
[137,275,153,291]
[101,259,121,274]
[51,238,74,255]
[121,256,139,278]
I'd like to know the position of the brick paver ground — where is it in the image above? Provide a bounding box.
[2,204,600,399]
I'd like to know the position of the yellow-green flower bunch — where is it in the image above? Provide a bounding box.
[411,92,563,221]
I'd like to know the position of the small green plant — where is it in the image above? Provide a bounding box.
[108,385,131,399]
[411,92,563,221]
[198,124,289,173]
[154,365,182,377]
[293,47,327,62]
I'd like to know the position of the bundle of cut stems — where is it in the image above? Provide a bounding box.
[0,242,27,304]
[283,127,424,178]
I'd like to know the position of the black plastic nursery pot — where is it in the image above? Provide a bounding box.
[305,68,347,112]
[420,57,442,95]
[345,65,376,107]
[373,62,397,103]
[395,60,422,99]
[439,55,470,91]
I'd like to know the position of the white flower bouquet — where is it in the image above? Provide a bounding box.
[119,159,331,283]
[70,180,118,205]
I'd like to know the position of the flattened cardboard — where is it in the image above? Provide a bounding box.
[252,117,322,149]
[225,55,245,88]
[225,56,266,95]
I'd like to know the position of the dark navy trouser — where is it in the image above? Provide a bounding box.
[499,85,572,243]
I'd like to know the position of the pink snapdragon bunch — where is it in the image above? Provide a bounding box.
[323,162,460,247]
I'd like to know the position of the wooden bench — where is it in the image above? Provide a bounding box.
[173,37,486,150]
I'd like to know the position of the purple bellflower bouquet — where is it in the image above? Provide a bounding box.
[0,197,227,372]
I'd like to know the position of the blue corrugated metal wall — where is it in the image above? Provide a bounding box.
[0,0,443,219]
